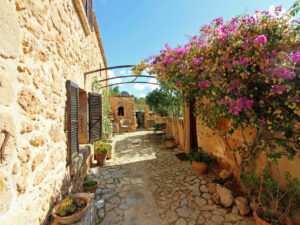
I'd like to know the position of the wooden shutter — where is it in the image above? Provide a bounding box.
[81,0,86,9]
[66,80,79,163]
[86,0,94,31]
[89,93,102,143]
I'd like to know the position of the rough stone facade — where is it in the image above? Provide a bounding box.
[0,0,107,224]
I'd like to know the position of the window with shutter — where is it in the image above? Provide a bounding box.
[81,0,86,9]
[88,93,102,143]
[86,0,94,31]
[66,80,79,164]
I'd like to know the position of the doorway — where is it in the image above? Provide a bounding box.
[135,111,145,128]
[190,98,198,149]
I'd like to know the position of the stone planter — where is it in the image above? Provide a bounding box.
[192,161,208,175]
[165,139,175,149]
[253,207,292,225]
[52,196,90,224]
[94,151,107,166]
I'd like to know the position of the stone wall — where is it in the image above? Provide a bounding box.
[167,102,300,188]
[0,0,106,224]
[165,118,185,149]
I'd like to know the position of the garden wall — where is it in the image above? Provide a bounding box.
[165,118,185,149]
[0,0,106,224]
[164,110,300,187]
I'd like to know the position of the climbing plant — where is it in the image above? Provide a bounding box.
[92,76,113,139]
[133,6,300,178]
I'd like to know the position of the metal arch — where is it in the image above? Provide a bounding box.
[84,65,159,89]
[94,75,155,84]
[99,82,159,89]
[84,65,134,75]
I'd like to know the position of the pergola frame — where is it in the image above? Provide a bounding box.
[84,65,159,89]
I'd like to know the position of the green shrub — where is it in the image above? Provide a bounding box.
[163,136,174,141]
[55,196,86,217]
[188,147,216,165]
[94,141,111,153]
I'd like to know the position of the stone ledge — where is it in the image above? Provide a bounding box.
[51,193,96,225]
[79,144,92,160]
[70,144,92,176]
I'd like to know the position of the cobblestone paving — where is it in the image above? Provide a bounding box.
[87,131,255,225]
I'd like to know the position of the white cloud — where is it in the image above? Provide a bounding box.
[149,78,157,83]
[134,84,145,90]
[267,5,288,17]
[140,94,146,98]
[119,69,127,75]
[149,85,159,91]
[108,70,121,85]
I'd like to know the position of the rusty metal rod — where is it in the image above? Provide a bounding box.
[99,81,159,89]
[84,65,134,75]
[1,130,10,163]
[94,75,155,84]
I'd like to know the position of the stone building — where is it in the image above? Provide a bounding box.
[109,95,136,133]
[0,0,107,224]
[109,95,156,133]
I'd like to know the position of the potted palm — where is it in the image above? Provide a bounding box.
[163,136,175,149]
[188,147,216,175]
[251,168,300,225]
[52,195,89,224]
[94,141,111,166]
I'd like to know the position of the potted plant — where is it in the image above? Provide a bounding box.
[94,141,111,166]
[188,147,216,175]
[52,195,89,224]
[82,176,98,193]
[104,139,114,159]
[163,136,175,149]
[249,168,300,225]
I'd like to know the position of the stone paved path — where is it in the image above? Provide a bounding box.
[87,131,255,225]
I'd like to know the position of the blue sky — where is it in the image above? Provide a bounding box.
[94,0,295,97]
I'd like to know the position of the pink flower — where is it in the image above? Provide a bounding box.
[258,118,266,125]
[175,81,182,87]
[253,35,267,44]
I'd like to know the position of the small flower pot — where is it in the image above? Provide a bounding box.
[192,161,208,175]
[82,181,98,193]
[165,139,175,149]
[253,207,292,225]
[52,196,89,224]
[94,151,107,166]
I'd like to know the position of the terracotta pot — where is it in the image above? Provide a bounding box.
[52,196,89,224]
[82,181,98,193]
[253,207,292,225]
[192,161,208,175]
[94,151,107,166]
[165,139,175,149]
